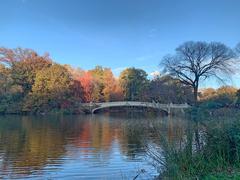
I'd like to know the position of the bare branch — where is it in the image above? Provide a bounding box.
[160,41,238,103]
[0,47,51,66]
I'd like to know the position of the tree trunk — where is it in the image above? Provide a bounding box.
[193,86,198,105]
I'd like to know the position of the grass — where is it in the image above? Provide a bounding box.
[149,110,240,179]
[202,171,240,180]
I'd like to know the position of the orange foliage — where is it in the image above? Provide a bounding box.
[102,69,123,101]
[77,69,123,103]
[78,72,95,102]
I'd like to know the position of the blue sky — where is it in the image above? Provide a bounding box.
[0,0,240,87]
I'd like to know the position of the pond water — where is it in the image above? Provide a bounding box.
[0,114,188,179]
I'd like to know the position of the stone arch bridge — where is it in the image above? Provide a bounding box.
[81,101,191,114]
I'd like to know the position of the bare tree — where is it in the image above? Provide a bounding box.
[0,47,50,66]
[161,41,237,104]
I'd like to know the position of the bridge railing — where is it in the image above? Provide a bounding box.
[81,101,190,108]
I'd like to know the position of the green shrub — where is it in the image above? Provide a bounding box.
[152,118,240,179]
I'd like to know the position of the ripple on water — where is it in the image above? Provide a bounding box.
[0,114,185,179]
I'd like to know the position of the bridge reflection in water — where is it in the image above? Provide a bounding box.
[0,114,189,179]
[81,101,191,114]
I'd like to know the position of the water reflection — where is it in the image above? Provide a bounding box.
[0,114,188,179]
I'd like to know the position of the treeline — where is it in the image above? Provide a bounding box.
[199,86,240,109]
[0,47,196,114]
[0,47,239,114]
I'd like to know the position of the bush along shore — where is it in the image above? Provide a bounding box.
[148,108,240,179]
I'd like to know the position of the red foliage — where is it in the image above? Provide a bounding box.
[78,72,95,102]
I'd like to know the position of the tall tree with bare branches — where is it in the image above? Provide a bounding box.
[161,41,238,104]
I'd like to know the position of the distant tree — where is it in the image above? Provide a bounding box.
[0,48,53,93]
[102,69,115,101]
[200,86,238,108]
[88,66,106,102]
[12,58,52,93]
[0,64,12,95]
[0,47,50,65]
[68,80,84,103]
[119,68,149,101]
[64,65,85,103]
[0,64,23,113]
[24,64,72,112]
[199,88,216,100]
[143,75,194,104]
[78,72,95,102]
[87,66,123,102]
[213,86,238,107]
[216,86,237,95]
[0,48,53,113]
[162,41,237,104]
[89,66,105,79]
[102,68,123,101]
[64,65,84,79]
[111,82,124,101]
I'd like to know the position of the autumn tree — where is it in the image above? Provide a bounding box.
[200,86,238,108]
[102,68,123,101]
[85,66,123,102]
[89,66,105,81]
[0,64,23,113]
[102,69,115,101]
[64,65,84,80]
[64,65,85,103]
[12,57,52,93]
[78,72,95,102]
[162,41,237,104]
[0,64,12,95]
[215,86,238,107]
[119,68,149,101]
[216,86,237,95]
[111,82,124,101]
[0,64,22,97]
[0,47,48,65]
[0,48,52,93]
[199,88,216,100]
[24,64,73,112]
[89,66,106,101]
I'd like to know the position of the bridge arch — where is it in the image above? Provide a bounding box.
[82,101,190,115]
[92,105,169,114]
[91,101,170,114]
